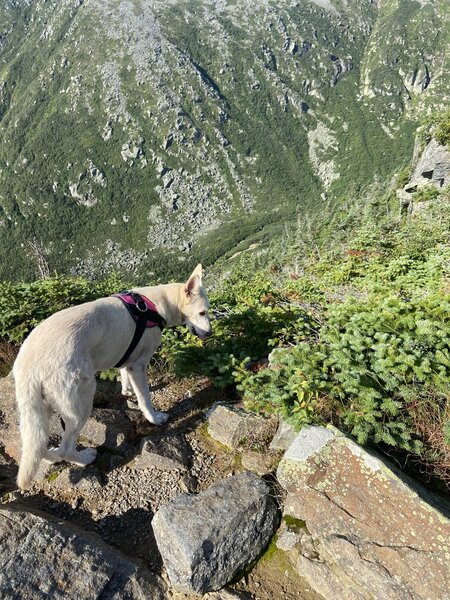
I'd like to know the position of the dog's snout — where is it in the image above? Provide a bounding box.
[204,329,212,338]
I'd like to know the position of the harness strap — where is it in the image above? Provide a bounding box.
[113,292,166,368]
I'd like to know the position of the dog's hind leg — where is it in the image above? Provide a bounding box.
[125,364,169,425]
[46,375,97,466]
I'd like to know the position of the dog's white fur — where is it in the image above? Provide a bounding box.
[13,264,211,490]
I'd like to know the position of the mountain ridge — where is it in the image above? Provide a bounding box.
[0,0,448,281]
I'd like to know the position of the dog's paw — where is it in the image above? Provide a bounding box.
[121,389,134,397]
[70,447,97,466]
[149,411,169,426]
[44,448,64,463]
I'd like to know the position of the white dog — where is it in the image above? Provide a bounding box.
[13,264,211,490]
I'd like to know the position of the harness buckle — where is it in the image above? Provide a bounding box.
[136,300,147,312]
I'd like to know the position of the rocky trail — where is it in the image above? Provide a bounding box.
[0,373,320,600]
[1,371,449,599]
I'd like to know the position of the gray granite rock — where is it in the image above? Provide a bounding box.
[131,434,189,472]
[80,407,136,453]
[409,137,450,190]
[277,426,450,600]
[152,472,278,594]
[269,419,298,451]
[241,450,273,475]
[206,403,272,450]
[0,507,166,599]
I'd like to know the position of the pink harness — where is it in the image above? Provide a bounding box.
[112,291,166,367]
[114,292,163,328]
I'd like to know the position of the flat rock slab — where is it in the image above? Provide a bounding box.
[0,507,166,599]
[81,407,137,453]
[131,434,189,471]
[152,471,279,594]
[47,464,104,492]
[207,403,273,450]
[277,426,450,600]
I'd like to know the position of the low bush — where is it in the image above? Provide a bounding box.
[0,273,123,344]
[236,291,450,456]
[435,108,450,149]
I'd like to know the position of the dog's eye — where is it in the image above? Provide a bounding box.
[199,311,206,316]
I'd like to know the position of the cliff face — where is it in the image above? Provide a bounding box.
[0,0,448,281]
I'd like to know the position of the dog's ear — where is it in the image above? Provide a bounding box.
[185,263,203,296]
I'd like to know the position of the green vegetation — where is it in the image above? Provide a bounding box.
[159,187,450,488]
[413,186,440,203]
[1,0,445,281]
[435,108,450,149]
[0,274,122,344]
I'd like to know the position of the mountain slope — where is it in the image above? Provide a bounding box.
[0,0,448,281]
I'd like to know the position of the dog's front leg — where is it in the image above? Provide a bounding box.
[120,367,134,396]
[125,364,169,425]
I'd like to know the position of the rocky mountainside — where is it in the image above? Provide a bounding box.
[0,0,448,281]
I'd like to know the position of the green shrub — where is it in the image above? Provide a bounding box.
[413,186,440,203]
[0,273,124,344]
[435,108,450,148]
[157,271,319,387]
[158,202,450,485]
[236,291,450,454]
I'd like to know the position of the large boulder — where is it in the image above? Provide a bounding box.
[0,507,166,599]
[277,426,450,600]
[408,137,450,191]
[152,471,279,594]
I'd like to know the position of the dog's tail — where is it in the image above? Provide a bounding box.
[15,369,49,490]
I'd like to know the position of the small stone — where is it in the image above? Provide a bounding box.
[80,408,136,454]
[276,530,301,552]
[269,419,297,451]
[131,434,189,472]
[49,465,103,492]
[206,404,271,450]
[241,451,273,476]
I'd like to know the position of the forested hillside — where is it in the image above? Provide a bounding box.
[0,0,448,281]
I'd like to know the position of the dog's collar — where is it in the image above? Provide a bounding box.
[112,291,166,368]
